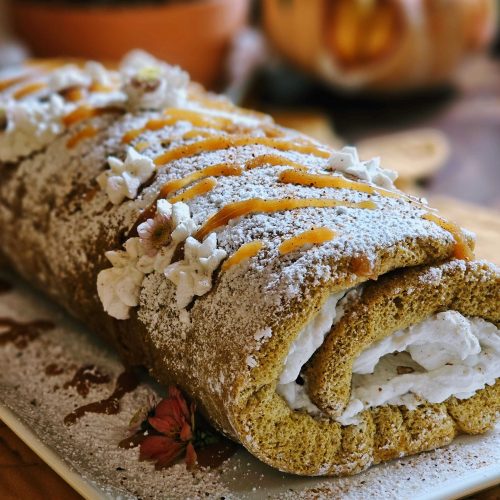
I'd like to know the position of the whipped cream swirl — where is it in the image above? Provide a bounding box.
[137,199,197,267]
[327,146,398,190]
[48,61,115,92]
[97,238,155,320]
[97,147,155,205]
[164,233,227,322]
[121,50,189,111]
[0,94,68,162]
[339,311,500,425]
[277,289,357,414]
[97,200,197,320]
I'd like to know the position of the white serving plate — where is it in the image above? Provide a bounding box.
[1,269,499,500]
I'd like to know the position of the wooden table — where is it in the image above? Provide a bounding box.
[0,421,81,500]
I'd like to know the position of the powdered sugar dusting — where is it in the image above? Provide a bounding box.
[0,270,229,499]
[1,269,499,498]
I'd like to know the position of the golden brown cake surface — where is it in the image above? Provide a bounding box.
[0,52,498,476]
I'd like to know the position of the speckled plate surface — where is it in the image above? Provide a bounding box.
[0,269,499,500]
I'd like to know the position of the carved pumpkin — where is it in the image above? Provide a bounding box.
[263,0,497,91]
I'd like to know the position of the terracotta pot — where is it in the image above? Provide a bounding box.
[9,0,250,89]
[263,0,497,92]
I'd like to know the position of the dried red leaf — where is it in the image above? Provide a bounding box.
[154,441,185,470]
[185,442,197,470]
[169,386,191,421]
[179,420,192,442]
[148,414,181,435]
[139,435,178,461]
[124,385,228,472]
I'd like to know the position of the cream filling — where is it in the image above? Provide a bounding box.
[276,289,358,414]
[339,311,500,425]
[277,300,500,425]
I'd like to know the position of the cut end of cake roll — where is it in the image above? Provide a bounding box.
[228,260,499,476]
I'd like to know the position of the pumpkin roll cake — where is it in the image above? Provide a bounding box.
[0,51,498,476]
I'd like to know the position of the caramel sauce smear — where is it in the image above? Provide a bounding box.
[0,318,54,349]
[89,82,115,93]
[63,364,111,398]
[279,227,336,255]
[158,154,308,205]
[221,241,264,271]
[195,197,376,242]
[64,369,139,425]
[279,169,433,213]
[134,140,150,152]
[182,129,213,140]
[0,61,65,93]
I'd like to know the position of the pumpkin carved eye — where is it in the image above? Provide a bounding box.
[323,0,404,69]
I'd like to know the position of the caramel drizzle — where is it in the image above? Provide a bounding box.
[422,213,474,260]
[160,163,242,198]
[154,136,331,166]
[189,93,270,121]
[63,104,122,127]
[89,82,115,93]
[136,153,309,227]
[262,125,286,138]
[0,61,68,93]
[222,241,264,271]
[182,129,213,140]
[62,87,86,102]
[66,125,98,148]
[61,83,115,103]
[195,198,376,242]
[0,73,32,92]
[122,128,143,144]
[25,59,72,70]
[158,155,305,200]
[279,227,336,255]
[278,169,470,258]
[278,169,431,212]
[278,169,399,196]
[134,140,150,152]
[168,177,218,203]
[163,107,234,128]
[246,154,309,171]
[122,109,236,144]
[13,81,48,99]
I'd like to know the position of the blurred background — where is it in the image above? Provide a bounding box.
[0,0,499,263]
